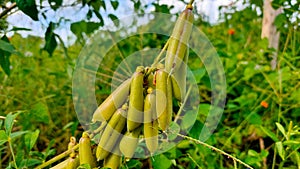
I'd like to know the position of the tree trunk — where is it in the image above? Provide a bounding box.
[261,0,282,69]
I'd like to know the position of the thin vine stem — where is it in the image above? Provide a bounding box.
[187,153,202,169]
[174,85,192,122]
[35,144,79,169]
[151,39,170,67]
[188,0,195,6]
[8,139,18,169]
[176,133,253,169]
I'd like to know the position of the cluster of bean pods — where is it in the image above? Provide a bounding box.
[51,4,193,169]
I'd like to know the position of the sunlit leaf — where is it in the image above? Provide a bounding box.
[151,154,172,169]
[10,131,29,139]
[5,112,21,136]
[259,125,279,142]
[25,129,40,151]
[276,141,285,160]
[0,130,8,146]
[276,122,287,139]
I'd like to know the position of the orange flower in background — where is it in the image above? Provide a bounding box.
[260,101,268,108]
[228,28,235,35]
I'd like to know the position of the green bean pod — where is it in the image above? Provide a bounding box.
[171,48,188,101]
[103,145,121,169]
[146,72,155,89]
[144,87,158,154]
[155,65,173,131]
[79,132,96,167]
[119,127,142,158]
[92,78,131,122]
[165,5,194,73]
[96,105,127,160]
[127,66,144,132]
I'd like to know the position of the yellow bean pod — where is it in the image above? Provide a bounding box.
[67,137,76,151]
[119,127,142,158]
[92,78,131,122]
[103,145,121,169]
[96,105,127,160]
[127,66,144,132]
[66,153,79,169]
[50,159,68,169]
[171,48,188,101]
[144,87,158,154]
[79,132,96,167]
[155,64,173,131]
[146,72,155,89]
[165,5,194,73]
[166,76,173,130]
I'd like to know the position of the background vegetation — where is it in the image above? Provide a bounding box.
[0,0,299,168]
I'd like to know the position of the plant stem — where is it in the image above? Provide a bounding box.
[151,39,169,67]
[187,153,202,169]
[188,0,195,5]
[35,144,79,169]
[0,2,17,19]
[8,138,18,169]
[177,133,254,169]
[174,85,192,123]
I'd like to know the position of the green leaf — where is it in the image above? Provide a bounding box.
[0,36,11,76]
[5,112,21,136]
[108,14,119,27]
[44,22,57,56]
[71,21,101,40]
[248,113,262,125]
[10,131,29,139]
[16,0,39,21]
[276,141,285,160]
[192,68,206,83]
[152,154,172,169]
[93,10,104,26]
[180,110,197,130]
[283,140,300,146]
[25,129,40,151]
[189,120,204,139]
[248,149,259,156]
[0,36,18,54]
[0,130,8,146]
[0,119,3,128]
[90,0,101,11]
[198,104,210,116]
[274,13,287,28]
[124,159,143,168]
[100,0,106,10]
[276,122,287,139]
[30,102,50,124]
[22,158,42,167]
[168,122,180,140]
[110,0,119,10]
[259,125,279,142]
[48,0,63,10]
[153,3,173,14]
